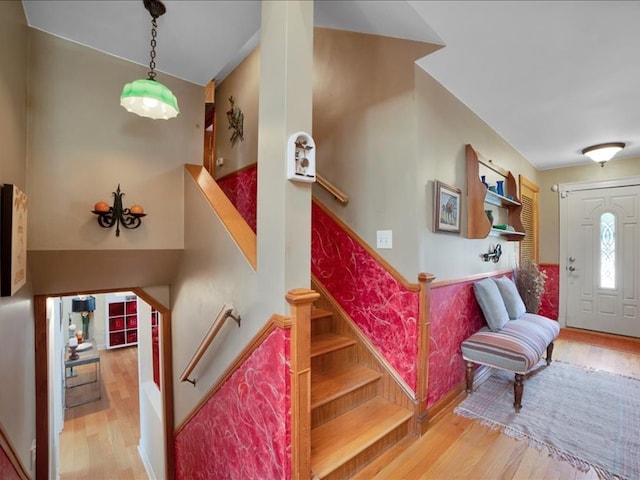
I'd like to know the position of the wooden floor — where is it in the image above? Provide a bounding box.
[59,346,148,480]
[354,328,640,479]
[57,329,640,480]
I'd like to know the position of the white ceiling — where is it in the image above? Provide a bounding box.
[21,0,640,170]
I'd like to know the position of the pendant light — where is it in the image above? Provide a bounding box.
[120,0,179,120]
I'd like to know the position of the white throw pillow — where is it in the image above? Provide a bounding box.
[473,277,510,332]
[493,276,527,319]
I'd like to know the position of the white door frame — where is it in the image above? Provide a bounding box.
[558,175,640,328]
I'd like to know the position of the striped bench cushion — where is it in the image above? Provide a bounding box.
[461,313,560,374]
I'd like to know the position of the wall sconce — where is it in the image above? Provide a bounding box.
[92,184,146,237]
[581,142,625,167]
[481,244,502,263]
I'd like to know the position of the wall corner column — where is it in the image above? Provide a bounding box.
[257,0,314,313]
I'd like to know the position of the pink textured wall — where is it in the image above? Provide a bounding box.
[0,447,20,480]
[428,281,485,406]
[216,164,258,233]
[539,264,560,320]
[216,166,427,393]
[311,202,420,390]
[174,328,291,479]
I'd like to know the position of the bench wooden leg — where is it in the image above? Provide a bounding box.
[546,341,555,365]
[513,373,524,412]
[465,362,475,393]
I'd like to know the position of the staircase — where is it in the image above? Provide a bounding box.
[310,307,413,479]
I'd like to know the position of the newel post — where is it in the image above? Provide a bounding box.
[286,288,320,479]
[415,272,436,435]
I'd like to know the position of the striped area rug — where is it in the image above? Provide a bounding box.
[455,361,640,480]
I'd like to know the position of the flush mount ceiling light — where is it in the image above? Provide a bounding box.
[581,142,625,167]
[120,0,179,120]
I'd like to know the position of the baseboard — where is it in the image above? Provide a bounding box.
[137,443,157,480]
[421,365,494,433]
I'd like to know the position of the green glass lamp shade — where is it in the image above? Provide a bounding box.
[120,78,179,120]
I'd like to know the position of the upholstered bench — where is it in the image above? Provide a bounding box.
[462,276,560,412]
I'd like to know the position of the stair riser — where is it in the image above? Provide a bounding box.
[311,314,335,336]
[311,346,357,371]
[320,420,411,480]
[312,381,378,428]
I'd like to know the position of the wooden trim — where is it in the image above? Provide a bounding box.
[477,155,509,178]
[430,269,512,289]
[313,198,421,292]
[174,314,293,434]
[413,273,435,436]
[519,174,540,264]
[185,164,257,270]
[204,79,215,103]
[215,162,257,182]
[34,294,49,480]
[286,288,320,480]
[424,385,465,431]
[0,409,30,480]
[132,287,175,480]
[316,173,349,205]
[423,365,493,431]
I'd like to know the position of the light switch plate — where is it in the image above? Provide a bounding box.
[376,230,392,249]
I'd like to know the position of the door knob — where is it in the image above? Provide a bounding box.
[568,266,576,272]
[568,257,575,263]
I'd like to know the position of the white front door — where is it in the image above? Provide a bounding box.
[565,184,640,337]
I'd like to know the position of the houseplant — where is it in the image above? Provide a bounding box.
[514,261,547,314]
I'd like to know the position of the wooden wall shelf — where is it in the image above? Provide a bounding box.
[466,144,525,241]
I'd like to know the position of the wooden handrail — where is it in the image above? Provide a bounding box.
[316,173,349,205]
[180,304,241,386]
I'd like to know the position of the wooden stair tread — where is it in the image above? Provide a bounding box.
[311,364,382,409]
[311,308,334,320]
[311,397,412,479]
[311,332,356,357]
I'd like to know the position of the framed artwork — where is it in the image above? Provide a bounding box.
[1,184,28,296]
[434,180,461,233]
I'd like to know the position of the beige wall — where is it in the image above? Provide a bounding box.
[0,1,36,475]
[214,47,260,177]
[173,1,315,421]
[311,28,539,282]
[171,172,259,422]
[27,29,204,252]
[215,27,544,283]
[415,68,539,281]
[311,29,439,281]
[538,155,640,263]
[26,29,204,294]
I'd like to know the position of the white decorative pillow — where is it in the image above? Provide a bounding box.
[493,276,527,319]
[473,277,510,332]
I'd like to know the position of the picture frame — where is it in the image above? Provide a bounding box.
[434,180,461,233]
[1,184,28,296]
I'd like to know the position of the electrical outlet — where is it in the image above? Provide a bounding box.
[216,157,224,167]
[376,230,392,249]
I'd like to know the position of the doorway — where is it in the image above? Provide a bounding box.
[34,288,175,479]
[560,178,640,337]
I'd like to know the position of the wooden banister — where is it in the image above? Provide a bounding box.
[316,173,348,205]
[180,304,241,386]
